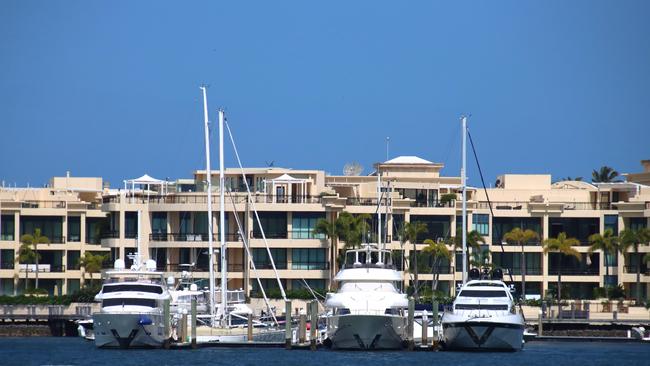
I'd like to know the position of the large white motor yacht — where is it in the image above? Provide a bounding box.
[93,259,172,348]
[441,268,524,351]
[324,244,408,350]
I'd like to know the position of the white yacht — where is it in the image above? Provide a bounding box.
[441,268,524,351]
[324,244,409,350]
[93,259,172,348]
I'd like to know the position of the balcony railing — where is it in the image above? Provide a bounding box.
[101,231,120,239]
[291,262,330,270]
[251,263,288,270]
[251,231,287,239]
[548,268,600,275]
[0,262,15,270]
[149,232,241,242]
[503,268,543,276]
[102,194,323,205]
[479,201,614,210]
[288,230,326,240]
[20,201,67,209]
[409,200,455,208]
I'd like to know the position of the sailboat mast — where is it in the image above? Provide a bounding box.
[136,209,141,269]
[218,109,227,325]
[200,86,216,324]
[461,115,468,284]
[377,172,381,251]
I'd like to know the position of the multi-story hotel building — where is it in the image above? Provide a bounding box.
[1,158,649,301]
[0,176,109,295]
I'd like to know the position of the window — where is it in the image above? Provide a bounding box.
[124,212,138,238]
[629,217,647,231]
[86,217,108,244]
[151,212,167,240]
[253,212,287,239]
[179,212,191,235]
[103,284,163,294]
[410,215,452,243]
[472,214,489,236]
[252,248,287,269]
[1,215,14,241]
[291,279,326,291]
[604,215,618,236]
[67,216,81,242]
[21,216,64,243]
[102,298,156,308]
[455,304,508,310]
[292,249,326,270]
[67,250,80,270]
[458,290,508,297]
[67,279,80,294]
[1,250,14,269]
[292,213,326,239]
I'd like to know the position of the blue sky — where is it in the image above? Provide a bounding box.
[1,1,648,187]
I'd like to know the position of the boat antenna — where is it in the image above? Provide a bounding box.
[200,85,216,325]
[461,115,468,284]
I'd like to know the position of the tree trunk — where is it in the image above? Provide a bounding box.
[636,248,642,303]
[521,242,526,300]
[432,258,439,294]
[34,243,39,289]
[24,264,28,291]
[413,241,419,300]
[558,255,562,319]
[604,252,609,299]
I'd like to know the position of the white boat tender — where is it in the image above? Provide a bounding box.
[93,259,172,348]
[441,268,524,351]
[325,244,408,350]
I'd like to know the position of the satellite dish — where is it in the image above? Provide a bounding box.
[343,162,363,176]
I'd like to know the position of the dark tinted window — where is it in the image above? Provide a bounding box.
[103,284,163,294]
[102,298,157,307]
[458,290,507,297]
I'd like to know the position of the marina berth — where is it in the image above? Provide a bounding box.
[324,244,409,350]
[441,268,525,351]
[92,259,172,348]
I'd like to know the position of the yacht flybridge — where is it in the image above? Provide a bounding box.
[324,244,409,350]
[93,259,172,348]
[441,268,524,351]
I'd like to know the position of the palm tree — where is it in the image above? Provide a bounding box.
[313,215,339,279]
[503,228,540,299]
[619,228,650,302]
[396,221,428,300]
[543,232,581,317]
[17,242,38,291]
[313,211,371,275]
[423,239,451,294]
[79,252,108,286]
[450,230,486,276]
[470,247,492,269]
[591,166,620,183]
[588,229,619,298]
[20,228,50,289]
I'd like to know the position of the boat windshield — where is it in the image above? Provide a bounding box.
[102,298,157,308]
[455,304,508,310]
[343,248,393,269]
[102,284,163,294]
[458,290,508,298]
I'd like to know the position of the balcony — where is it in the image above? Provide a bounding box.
[288,230,326,240]
[18,264,66,273]
[102,194,323,205]
[20,201,67,209]
[548,268,600,276]
[251,231,287,239]
[149,233,241,242]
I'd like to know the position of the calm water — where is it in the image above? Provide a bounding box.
[0,338,648,366]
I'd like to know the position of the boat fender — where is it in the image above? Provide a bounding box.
[138,316,153,325]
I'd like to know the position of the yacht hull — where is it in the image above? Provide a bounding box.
[326,314,407,350]
[93,312,167,348]
[442,320,524,351]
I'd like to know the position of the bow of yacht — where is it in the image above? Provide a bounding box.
[324,244,408,350]
[441,268,524,351]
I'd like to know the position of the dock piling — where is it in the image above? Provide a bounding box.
[421,311,428,346]
[538,310,543,336]
[299,313,307,344]
[247,313,253,342]
[310,301,318,350]
[432,300,439,340]
[191,298,197,348]
[285,300,292,349]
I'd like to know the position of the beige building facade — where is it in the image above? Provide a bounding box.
[2,159,649,301]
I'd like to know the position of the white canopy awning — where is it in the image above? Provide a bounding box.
[270,173,307,183]
[124,174,165,185]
